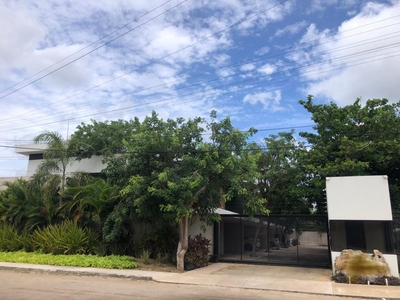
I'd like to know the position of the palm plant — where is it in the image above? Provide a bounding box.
[0,178,60,232]
[64,178,119,233]
[33,131,75,206]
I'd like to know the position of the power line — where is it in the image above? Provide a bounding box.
[2,40,398,132]
[3,17,399,124]
[0,0,189,100]
[1,0,291,121]
[2,53,399,133]
[0,0,175,95]
[3,144,312,154]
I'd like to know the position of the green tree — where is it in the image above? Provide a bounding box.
[69,119,140,159]
[299,96,400,213]
[33,131,75,206]
[120,111,266,271]
[257,131,309,214]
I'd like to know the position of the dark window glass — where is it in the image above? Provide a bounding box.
[345,221,366,250]
[330,220,393,253]
[29,153,43,160]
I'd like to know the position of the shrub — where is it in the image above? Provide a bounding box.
[137,225,178,259]
[185,234,211,268]
[140,249,152,265]
[0,223,22,251]
[33,221,98,255]
[0,251,138,269]
[18,231,35,252]
[156,252,171,264]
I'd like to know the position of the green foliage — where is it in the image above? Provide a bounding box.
[0,178,60,232]
[256,131,309,214]
[299,96,400,213]
[156,252,171,264]
[137,225,178,259]
[0,251,138,269]
[33,131,76,206]
[65,178,120,231]
[0,223,22,251]
[32,221,98,255]
[69,119,140,160]
[139,249,152,265]
[185,234,211,268]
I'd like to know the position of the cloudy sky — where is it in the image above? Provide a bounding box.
[1,0,399,177]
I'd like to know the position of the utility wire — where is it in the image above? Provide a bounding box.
[0,0,175,95]
[0,0,291,119]
[3,51,400,132]
[0,0,189,100]
[3,17,399,123]
[44,31,400,117]
[3,144,312,153]
[3,39,399,131]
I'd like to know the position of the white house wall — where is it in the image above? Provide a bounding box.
[26,156,107,176]
[188,216,214,255]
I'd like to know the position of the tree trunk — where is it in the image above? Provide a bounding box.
[252,217,263,257]
[176,216,189,272]
[219,188,225,209]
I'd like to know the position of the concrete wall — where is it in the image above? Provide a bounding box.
[188,216,214,255]
[326,175,392,221]
[293,231,328,246]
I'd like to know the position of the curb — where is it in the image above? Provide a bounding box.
[0,264,398,300]
[0,265,154,281]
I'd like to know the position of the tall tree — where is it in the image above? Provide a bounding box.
[69,119,139,159]
[257,131,309,214]
[120,111,266,271]
[33,131,74,206]
[299,96,400,213]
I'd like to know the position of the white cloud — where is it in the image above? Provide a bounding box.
[240,63,256,71]
[0,3,45,70]
[301,1,400,105]
[255,46,270,56]
[0,0,365,176]
[273,21,308,38]
[243,90,283,111]
[307,0,338,13]
[258,63,277,76]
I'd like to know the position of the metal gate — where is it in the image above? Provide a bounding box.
[214,214,331,267]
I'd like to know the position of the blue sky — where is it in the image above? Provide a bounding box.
[0,0,399,177]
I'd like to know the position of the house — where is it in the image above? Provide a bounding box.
[15,143,106,177]
[13,144,399,272]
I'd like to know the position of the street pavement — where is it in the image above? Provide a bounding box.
[0,262,399,299]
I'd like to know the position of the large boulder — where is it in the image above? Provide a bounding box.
[334,249,391,278]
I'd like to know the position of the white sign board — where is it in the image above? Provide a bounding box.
[326,175,392,221]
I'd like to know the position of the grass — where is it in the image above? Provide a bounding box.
[0,251,138,269]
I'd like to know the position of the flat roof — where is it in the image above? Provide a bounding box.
[15,144,47,156]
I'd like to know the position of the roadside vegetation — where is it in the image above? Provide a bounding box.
[1,97,399,271]
[0,251,137,269]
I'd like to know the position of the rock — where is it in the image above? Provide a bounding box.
[334,249,391,278]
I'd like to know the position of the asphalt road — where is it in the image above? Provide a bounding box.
[0,270,370,300]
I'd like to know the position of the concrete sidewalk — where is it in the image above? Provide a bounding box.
[0,262,399,299]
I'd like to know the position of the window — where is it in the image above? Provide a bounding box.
[330,220,393,253]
